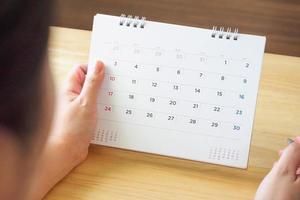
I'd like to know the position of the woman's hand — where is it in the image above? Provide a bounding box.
[50,61,104,163]
[255,137,300,200]
[29,61,104,200]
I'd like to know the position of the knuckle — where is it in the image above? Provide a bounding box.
[78,96,89,107]
[275,165,290,176]
[88,73,103,83]
[87,75,96,84]
[100,74,104,81]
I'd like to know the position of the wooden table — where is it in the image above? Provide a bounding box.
[52,0,300,56]
[45,26,300,200]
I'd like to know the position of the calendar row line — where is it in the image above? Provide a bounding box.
[97,119,241,142]
[105,58,251,79]
[98,104,245,139]
[99,89,246,120]
[101,43,253,72]
[99,103,241,124]
[105,41,244,60]
[102,72,247,95]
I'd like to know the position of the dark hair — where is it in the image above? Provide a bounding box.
[0,0,51,142]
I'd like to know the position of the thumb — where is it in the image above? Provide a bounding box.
[79,60,105,105]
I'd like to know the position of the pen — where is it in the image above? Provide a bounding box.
[287,138,294,144]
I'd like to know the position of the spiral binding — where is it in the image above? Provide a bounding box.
[119,14,146,28]
[212,26,239,40]
[119,15,239,39]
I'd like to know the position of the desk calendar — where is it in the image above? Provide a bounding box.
[88,14,266,168]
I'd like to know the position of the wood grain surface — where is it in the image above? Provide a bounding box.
[51,0,300,56]
[44,26,300,200]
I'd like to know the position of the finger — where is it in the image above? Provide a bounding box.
[278,143,291,157]
[278,149,283,156]
[64,64,88,99]
[79,60,104,105]
[275,137,300,179]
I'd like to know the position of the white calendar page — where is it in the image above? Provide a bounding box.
[88,14,266,168]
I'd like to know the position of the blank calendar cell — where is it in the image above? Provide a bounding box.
[185,53,207,68]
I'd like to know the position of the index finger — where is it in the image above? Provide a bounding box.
[275,137,300,179]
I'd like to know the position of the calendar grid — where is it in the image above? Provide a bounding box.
[89,13,266,168]
[99,118,241,142]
